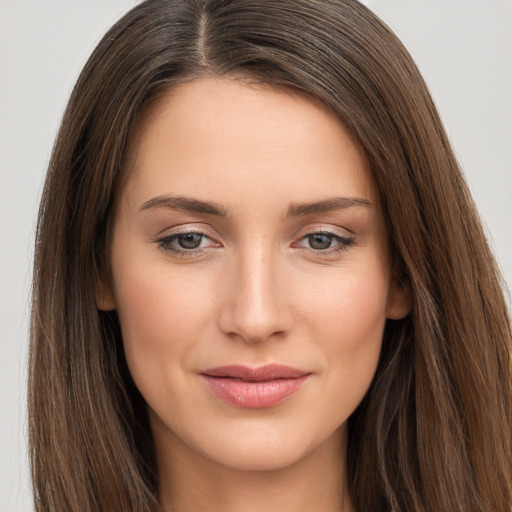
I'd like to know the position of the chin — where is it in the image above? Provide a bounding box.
[187,418,347,474]
[210,442,309,472]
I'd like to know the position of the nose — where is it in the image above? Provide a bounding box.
[217,243,293,343]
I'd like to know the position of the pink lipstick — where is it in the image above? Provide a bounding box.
[200,364,311,408]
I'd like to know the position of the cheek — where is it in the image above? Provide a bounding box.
[111,254,216,391]
[298,262,389,347]
[295,262,389,412]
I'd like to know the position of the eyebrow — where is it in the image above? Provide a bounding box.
[139,195,228,216]
[286,197,372,216]
[138,194,371,217]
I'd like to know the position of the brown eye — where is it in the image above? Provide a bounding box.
[157,231,214,254]
[294,230,356,255]
[307,233,333,250]
[178,233,203,249]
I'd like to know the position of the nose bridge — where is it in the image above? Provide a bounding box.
[220,239,290,343]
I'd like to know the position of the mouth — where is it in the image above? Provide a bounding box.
[200,364,312,409]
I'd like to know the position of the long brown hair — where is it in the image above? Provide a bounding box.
[29,1,512,510]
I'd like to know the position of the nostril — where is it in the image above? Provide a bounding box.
[216,253,293,342]
[218,300,292,343]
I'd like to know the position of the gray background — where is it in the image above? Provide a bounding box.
[1,1,511,510]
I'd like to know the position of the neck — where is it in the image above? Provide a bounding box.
[155,426,353,512]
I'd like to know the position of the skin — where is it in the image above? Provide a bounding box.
[98,76,410,512]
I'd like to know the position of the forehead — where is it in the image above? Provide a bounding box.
[123,76,376,212]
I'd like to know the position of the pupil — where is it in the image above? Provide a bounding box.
[309,234,332,250]
[178,233,202,249]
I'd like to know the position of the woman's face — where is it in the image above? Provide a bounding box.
[98,77,409,472]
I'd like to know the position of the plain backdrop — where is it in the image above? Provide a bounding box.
[1,1,511,510]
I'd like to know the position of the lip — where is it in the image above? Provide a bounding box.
[200,364,312,409]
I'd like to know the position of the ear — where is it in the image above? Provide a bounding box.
[386,275,411,320]
[96,270,116,311]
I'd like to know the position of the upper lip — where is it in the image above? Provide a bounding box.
[201,364,310,382]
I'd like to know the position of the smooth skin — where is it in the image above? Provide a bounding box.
[98,76,410,512]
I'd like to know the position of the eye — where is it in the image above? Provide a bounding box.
[306,233,336,250]
[294,230,355,254]
[155,230,220,255]
[175,233,204,249]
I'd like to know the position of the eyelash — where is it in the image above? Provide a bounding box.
[293,230,356,255]
[155,228,356,257]
[155,228,218,256]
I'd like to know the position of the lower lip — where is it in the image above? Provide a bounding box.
[201,375,310,409]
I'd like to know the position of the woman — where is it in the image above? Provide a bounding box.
[29,0,512,511]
